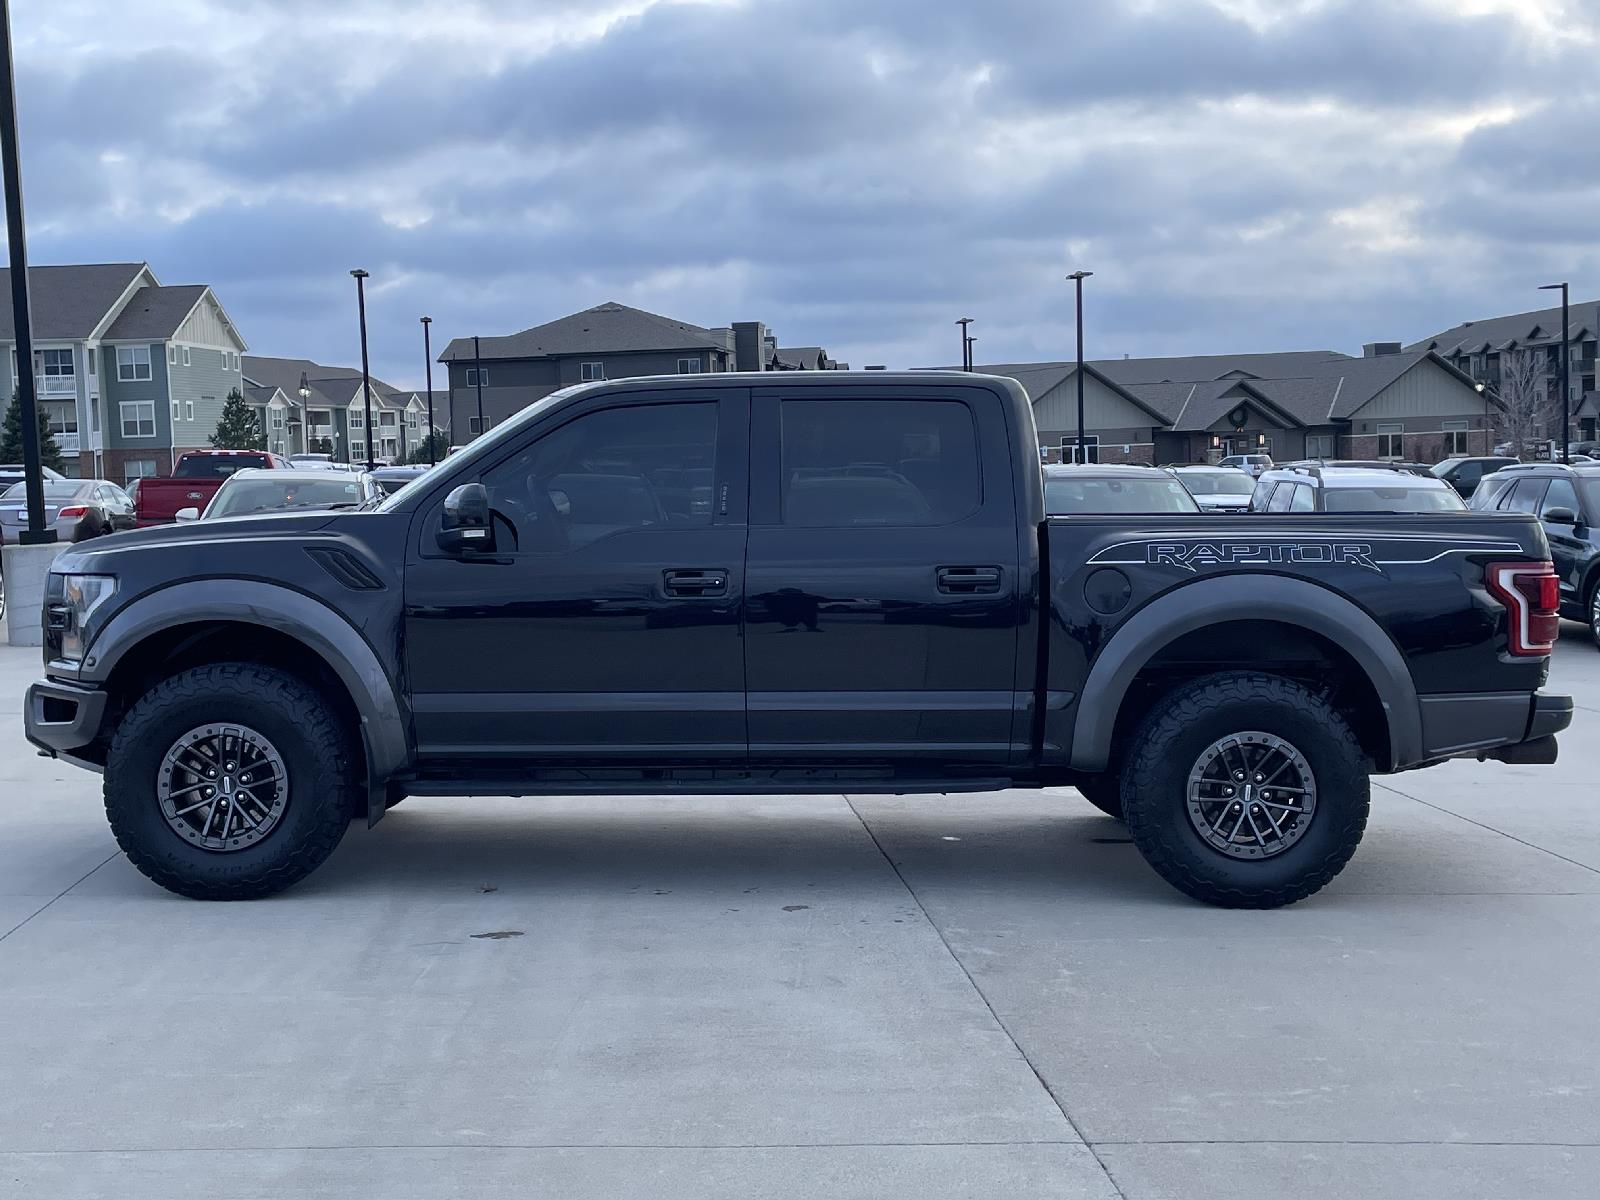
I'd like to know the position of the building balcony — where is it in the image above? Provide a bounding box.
[38,376,77,397]
[55,432,81,453]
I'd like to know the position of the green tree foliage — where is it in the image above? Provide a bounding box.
[406,431,450,464]
[208,388,265,451]
[0,391,66,472]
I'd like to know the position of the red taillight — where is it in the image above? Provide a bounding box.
[1485,561,1559,656]
[55,506,88,519]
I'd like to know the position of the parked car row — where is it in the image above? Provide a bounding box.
[1044,461,1465,515]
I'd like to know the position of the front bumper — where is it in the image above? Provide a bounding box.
[23,679,109,771]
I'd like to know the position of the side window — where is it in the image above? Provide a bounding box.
[475,402,718,553]
[1289,483,1316,511]
[1267,482,1296,512]
[1454,462,1482,488]
[1503,479,1548,514]
[1249,479,1276,511]
[779,399,979,527]
[1540,478,1579,519]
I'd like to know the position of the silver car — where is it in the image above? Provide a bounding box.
[184,468,381,520]
[0,478,137,542]
[1170,465,1257,513]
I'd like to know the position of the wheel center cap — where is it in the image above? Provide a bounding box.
[222,776,234,793]
[1241,783,1255,803]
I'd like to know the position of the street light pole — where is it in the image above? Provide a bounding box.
[1067,270,1093,463]
[956,317,974,371]
[1540,282,1570,464]
[0,0,52,545]
[472,335,485,439]
[350,269,374,469]
[420,316,436,466]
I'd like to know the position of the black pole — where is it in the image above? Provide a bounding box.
[421,316,435,466]
[1068,270,1093,462]
[0,0,52,545]
[1540,281,1571,463]
[473,335,485,438]
[351,269,374,469]
[965,335,976,371]
[956,317,973,371]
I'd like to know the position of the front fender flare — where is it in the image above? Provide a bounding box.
[79,580,411,786]
[1068,574,1421,772]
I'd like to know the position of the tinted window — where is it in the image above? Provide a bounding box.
[1267,482,1296,512]
[1470,473,1515,510]
[477,402,717,552]
[1541,478,1580,519]
[1249,480,1277,511]
[1177,469,1254,495]
[780,399,978,527]
[1323,486,1466,513]
[1502,479,1548,514]
[210,477,366,517]
[175,454,272,478]
[1043,476,1199,514]
[1289,483,1316,511]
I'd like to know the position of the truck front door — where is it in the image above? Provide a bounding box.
[404,388,749,764]
[743,386,1023,766]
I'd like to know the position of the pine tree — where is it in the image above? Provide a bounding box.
[208,388,265,450]
[0,391,65,472]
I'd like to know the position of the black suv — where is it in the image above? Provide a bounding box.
[1431,456,1520,499]
[1471,462,1600,646]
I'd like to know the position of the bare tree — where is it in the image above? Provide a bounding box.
[1492,348,1554,457]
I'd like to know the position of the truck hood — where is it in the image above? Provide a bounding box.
[51,510,343,573]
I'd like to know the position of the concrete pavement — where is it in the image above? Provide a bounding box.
[2,633,1597,1198]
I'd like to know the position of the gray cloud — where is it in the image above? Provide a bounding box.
[10,0,1598,387]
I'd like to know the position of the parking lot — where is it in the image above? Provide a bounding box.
[2,632,1597,1199]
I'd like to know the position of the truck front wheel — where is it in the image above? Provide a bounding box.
[1121,672,1369,909]
[105,664,356,900]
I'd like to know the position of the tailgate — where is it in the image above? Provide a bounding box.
[137,479,217,522]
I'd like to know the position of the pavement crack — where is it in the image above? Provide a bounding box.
[1375,779,1600,878]
[842,795,1131,1200]
[0,850,121,945]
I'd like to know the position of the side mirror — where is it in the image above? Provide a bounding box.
[436,482,496,554]
[175,507,200,522]
[1544,506,1578,526]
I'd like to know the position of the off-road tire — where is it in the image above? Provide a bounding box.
[1122,672,1369,909]
[105,663,356,900]
[1076,775,1125,820]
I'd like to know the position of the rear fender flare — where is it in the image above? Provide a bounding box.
[1068,574,1421,772]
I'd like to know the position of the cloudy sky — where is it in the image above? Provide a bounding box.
[11,0,1598,387]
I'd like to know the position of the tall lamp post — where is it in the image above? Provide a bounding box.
[420,316,436,465]
[472,334,486,440]
[0,0,51,546]
[298,373,311,455]
[1067,270,1093,463]
[956,317,974,371]
[350,268,374,469]
[1539,282,1570,464]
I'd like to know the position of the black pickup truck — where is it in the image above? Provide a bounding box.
[22,372,1572,907]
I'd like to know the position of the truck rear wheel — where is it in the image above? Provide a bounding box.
[1075,775,1125,820]
[105,664,356,900]
[1121,672,1369,909]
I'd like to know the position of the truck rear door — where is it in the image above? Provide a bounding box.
[743,383,1023,766]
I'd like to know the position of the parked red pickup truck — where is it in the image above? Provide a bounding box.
[135,450,293,526]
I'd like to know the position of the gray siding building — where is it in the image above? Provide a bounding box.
[439,302,841,440]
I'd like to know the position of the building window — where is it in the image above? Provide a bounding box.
[120,401,156,437]
[172,399,180,422]
[168,347,179,366]
[1061,435,1099,464]
[271,409,285,430]
[1306,434,1336,458]
[466,367,488,386]
[350,412,364,429]
[124,458,157,484]
[181,346,191,367]
[677,358,703,374]
[44,402,77,437]
[580,362,605,381]
[87,351,96,377]
[36,348,75,395]
[117,346,153,382]
[406,412,419,430]
[1376,423,1403,459]
[350,440,366,458]
[469,415,490,434]
[379,411,397,427]
[1443,419,1469,456]
[187,399,199,422]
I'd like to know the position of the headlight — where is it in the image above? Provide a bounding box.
[54,574,117,663]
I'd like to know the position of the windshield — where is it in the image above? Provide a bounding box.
[176,454,272,478]
[208,476,366,517]
[1323,486,1466,513]
[1427,460,1459,477]
[376,384,591,511]
[1177,469,1254,495]
[1045,476,1201,514]
[1,480,84,501]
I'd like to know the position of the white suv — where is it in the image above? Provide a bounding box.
[1218,453,1274,477]
[1250,464,1466,513]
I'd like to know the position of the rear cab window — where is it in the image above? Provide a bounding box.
[175,454,272,479]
